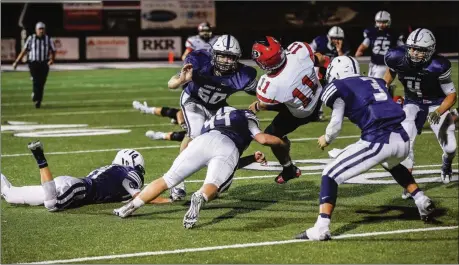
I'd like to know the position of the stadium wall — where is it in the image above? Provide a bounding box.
[1,1,458,63]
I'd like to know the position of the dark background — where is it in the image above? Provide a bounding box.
[2,1,458,61]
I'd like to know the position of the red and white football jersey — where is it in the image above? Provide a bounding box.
[185,35,219,53]
[256,42,322,118]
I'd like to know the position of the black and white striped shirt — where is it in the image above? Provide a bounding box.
[24,34,56,62]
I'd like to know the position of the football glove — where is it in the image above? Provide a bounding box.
[428,109,441,125]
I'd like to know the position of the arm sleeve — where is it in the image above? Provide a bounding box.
[324,98,345,143]
[439,67,456,95]
[362,38,370,47]
[244,78,258,95]
[248,120,262,137]
[397,34,404,46]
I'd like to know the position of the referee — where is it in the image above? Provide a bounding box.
[13,22,56,108]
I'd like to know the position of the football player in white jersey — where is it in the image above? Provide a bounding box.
[181,22,218,61]
[249,36,330,184]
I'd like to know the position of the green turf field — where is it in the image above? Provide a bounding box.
[1,63,458,264]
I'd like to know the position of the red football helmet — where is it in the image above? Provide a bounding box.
[252,36,286,73]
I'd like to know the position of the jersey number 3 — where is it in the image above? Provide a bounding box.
[360,77,388,101]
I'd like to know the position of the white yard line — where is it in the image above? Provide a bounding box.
[23,226,458,264]
[1,145,179,157]
[1,96,183,106]
[0,131,439,157]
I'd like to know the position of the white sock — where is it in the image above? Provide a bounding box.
[132,196,145,208]
[413,190,425,201]
[174,181,186,191]
[2,185,46,206]
[160,132,167,139]
[316,215,331,228]
[150,107,157,114]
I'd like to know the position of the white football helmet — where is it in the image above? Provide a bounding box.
[113,149,145,175]
[327,26,345,40]
[325,56,360,83]
[211,34,242,73]
[406,28,436,65]
[375,10,391,29]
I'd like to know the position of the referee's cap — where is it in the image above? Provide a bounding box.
[35,22,46,29]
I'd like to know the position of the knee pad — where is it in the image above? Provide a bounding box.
[160,107,179,119]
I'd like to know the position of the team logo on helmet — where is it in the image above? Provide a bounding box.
[252,50,261,59]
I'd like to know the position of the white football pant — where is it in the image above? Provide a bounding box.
[400,104,457,169]
[368,63,388,79]
[323,132,409,184]
[163,131,239,193]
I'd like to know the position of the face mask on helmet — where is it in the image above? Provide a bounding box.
[376,20,390,30]
[213,51,239,74]
[199,30,212,41]
[406,45,434,65]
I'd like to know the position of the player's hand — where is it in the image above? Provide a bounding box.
[249,101,259,113]
[318,135,329,150]
[428,109,442,125]
[181,63,193,82]
[48,59,54,66]
[12,61,18,70]
[335,40,343,51]
[254,151,267,165]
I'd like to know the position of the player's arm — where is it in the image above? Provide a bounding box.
[167,63,193,89]
[181,38,194,61]
[314,52,331,68]
[319,98,345,149]
[247,119,287,148]
[123,173,171,204]
[242,68,258,96]
[383,52,397,86]
[13,36,31,69]
[355,31,370,57]
[237,151,266,169]
[435,66,457,116]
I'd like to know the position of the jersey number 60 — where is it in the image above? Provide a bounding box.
[198,87,228,104]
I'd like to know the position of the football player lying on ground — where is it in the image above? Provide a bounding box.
[295,56,435,241]
[1,141,267,209]
[132,100,187,142]
[1,142,171,210]
[113,106,286,229]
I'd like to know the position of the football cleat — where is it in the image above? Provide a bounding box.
[415,196,435,222]
[183,192,205,229]
[274,165,301,184]
[401,189,412,200]
[145,131,166,140]
[295,226,331,241]
[113,201,137,218]
[440,155,452,184]
[170,187,187,201]
[171,118,178,124]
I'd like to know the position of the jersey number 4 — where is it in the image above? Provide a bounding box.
[203,111,231,129]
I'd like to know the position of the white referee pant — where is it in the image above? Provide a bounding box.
[163,130,239,193]
[323,132,409,184]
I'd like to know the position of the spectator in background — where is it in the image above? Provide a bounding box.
[13,22,56,108]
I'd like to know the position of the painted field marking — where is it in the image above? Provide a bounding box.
[23,226,458,264]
